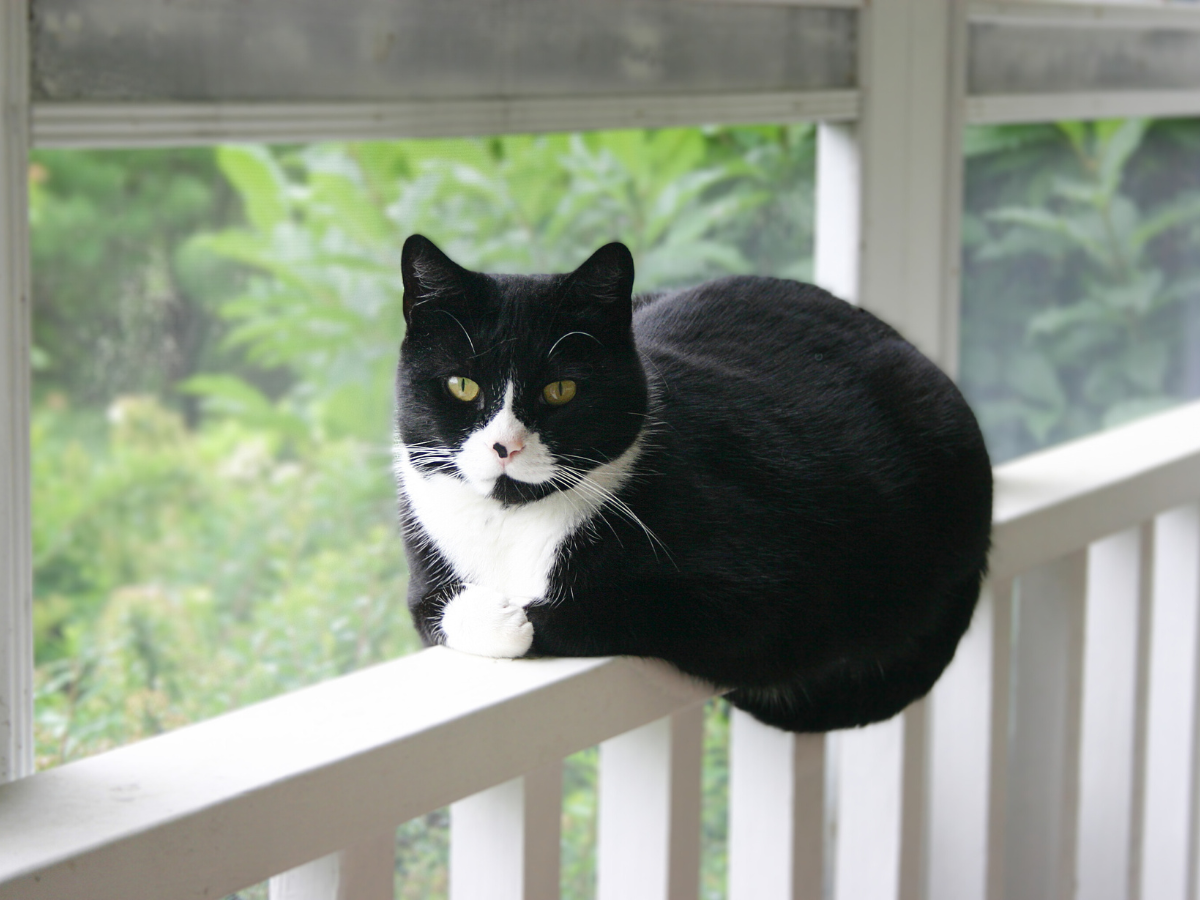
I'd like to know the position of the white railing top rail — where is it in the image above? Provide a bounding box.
[992,399,1200,580]
[4,398,1200,900]
[0,653,712,900]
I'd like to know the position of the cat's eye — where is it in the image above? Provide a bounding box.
[543,380,577,406]
[446,376,480,402]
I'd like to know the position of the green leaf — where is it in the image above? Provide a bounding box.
[989,206,1110,268]
[1130,192,1200,253]
[1096,119,1147,196]
[310,172,391,246]
[1056,120,1089,160]
[1094,269,1163,316]
[1051,177,1102,205]
[177,374,310,443]
[1005,352,1066,410]
[1027,301,1107,338]
[1123,341,1169,392]
[963,124,1059,158]
[215,146,289,232]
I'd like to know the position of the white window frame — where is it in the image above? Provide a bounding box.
[4,1,1200,896]
[1,0,33,784]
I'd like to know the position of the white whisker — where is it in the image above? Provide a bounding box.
[551,455,674,566]
[547,330,603,359]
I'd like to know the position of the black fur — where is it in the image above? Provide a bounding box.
[396,235,992,732]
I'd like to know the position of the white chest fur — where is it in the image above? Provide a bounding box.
[400,462,577,599]
[395,441,642,602]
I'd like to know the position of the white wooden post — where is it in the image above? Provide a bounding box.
[727,709,825,900]
[270,831,395,900]
[450,761,563,900]
[928,579,1012,900]
[596,706,703,900]
[814,121,860,306]
[272,856,341,900]
[1076,526,1154,900]
[1004,551,1088,900]
[0,0,33,784]
[854,0,966,372]
[1140,505,1200,900]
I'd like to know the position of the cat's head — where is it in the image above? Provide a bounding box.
[395,235,648,506]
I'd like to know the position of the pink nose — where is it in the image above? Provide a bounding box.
[493,440,524,463]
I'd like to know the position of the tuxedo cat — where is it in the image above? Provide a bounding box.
[393,235,992,732]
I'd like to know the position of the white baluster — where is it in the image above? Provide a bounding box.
[596,705,704,900]
[834,715,905,900]
[1140,505,1200,900]
[271,856,340,900]
[1005,551,1088,900]
[450,761,563,900]
[928,578,1013,900]
[269,830,395,900]
[728,709,825,900]
[1076,526,1154,900]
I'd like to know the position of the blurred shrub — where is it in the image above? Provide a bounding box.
[962,118,1200,461]
[32,395,412,767]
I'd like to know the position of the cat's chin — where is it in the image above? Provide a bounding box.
[489,474,558,507]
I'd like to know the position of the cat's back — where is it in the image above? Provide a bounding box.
[632,275,936,437]
[629,274,992,586]
[633,275,893,375]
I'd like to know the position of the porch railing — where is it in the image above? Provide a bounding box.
[4,399,1200,900]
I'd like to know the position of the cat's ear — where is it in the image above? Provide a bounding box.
[401,234,468,326]
[566,242,635,331]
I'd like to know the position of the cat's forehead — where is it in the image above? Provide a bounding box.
[477,273,581,332]
[435,272,582,369]
[489,272,565,308]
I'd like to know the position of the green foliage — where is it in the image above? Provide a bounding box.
[395,809,450,900]
[28,148,245,411]
[701,699,732,900]
[32,395,413,767]
[961,118,1200,461]
[561,747,599,899]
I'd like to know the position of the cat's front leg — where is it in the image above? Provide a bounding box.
[440,584,535,658]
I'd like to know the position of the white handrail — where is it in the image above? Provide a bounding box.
[0,653,711,900]
[992,400,1200,580]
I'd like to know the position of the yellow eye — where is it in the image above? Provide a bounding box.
[446,376,480,402]
[543,380,577,406]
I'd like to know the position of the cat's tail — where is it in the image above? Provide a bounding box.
[726,570,982,733]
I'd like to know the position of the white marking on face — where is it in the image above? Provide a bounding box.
[454,381,556,494]
[393,434,644,602]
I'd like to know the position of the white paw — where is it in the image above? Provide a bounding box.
[440,584,534,658]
